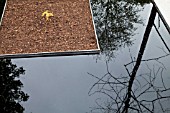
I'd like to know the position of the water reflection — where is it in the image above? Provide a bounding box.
[89,57,170,113]
[89,1,170,113]
[0,59,29,113]
[5,0,170,113]
[91,0,149,61]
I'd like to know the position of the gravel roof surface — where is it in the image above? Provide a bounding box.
[0,0,98,55]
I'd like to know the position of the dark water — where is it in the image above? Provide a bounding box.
[1,0,170,113]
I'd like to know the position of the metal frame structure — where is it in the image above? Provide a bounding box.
[151,0,170,52]
[152,0,170,34]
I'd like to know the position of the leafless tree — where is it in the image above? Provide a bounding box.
[88,5,170,113]
[88,53,170,113]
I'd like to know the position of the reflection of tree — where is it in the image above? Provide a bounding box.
[89,57,170,113]
[89,51,170,112]
[0,59,29,113]
[127,0,151,5]
[88,5,170,113]
[92,0,144,60]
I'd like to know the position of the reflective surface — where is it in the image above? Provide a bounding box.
[1,0,170,113]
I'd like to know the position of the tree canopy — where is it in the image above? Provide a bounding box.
[0,59,29,113]
[92,0,145,61]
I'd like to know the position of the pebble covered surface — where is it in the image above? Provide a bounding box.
[0,0,98,55]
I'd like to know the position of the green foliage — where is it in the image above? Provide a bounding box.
[0,59,29,113]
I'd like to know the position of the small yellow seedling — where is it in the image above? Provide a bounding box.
[42,10,54,21]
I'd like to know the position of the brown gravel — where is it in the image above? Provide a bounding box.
[0,0,98,55]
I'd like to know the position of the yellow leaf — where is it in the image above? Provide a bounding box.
[42,10,54,21]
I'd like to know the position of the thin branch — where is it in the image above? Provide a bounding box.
[125,54,170,67]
